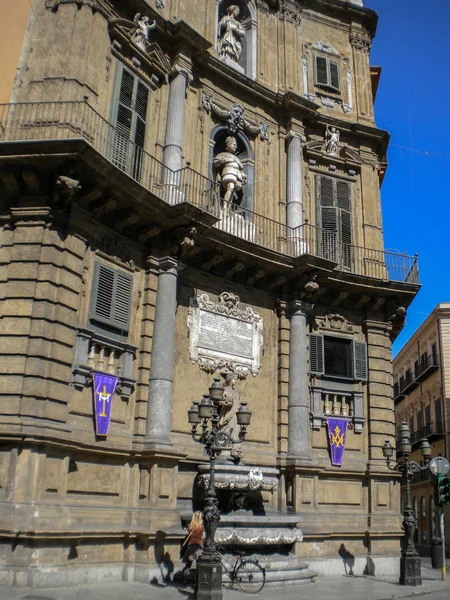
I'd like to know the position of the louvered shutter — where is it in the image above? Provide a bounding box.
[329,60,340,91]
[112,65,149,180]
[92,263,132,333]
[336,180,352,268]
[112,68,134,172]
[317,175,338,261]
[315,56,329,86]
[131,81,149,180]
[310,334,325,375]
[353,340,367,381]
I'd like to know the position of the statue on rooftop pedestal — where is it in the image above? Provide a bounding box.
[218,5,246,63]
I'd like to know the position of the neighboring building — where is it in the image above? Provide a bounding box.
[393,304,450,553]
[0,0,420,588]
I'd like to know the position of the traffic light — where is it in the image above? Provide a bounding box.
[439,476,450,505]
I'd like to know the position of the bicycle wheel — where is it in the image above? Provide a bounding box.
[235,559,265,594]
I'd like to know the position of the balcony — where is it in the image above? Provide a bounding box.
[411,422,445,446]
[394,372,419,404]
[415,353,439,383]
[0,100,419,284]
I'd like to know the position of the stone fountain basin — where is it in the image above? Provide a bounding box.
[216,514,302,546]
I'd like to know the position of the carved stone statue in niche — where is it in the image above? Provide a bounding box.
[218,373,242,460]
[324,125,340,155]
[218,5,246,63]
[213,136,247,203]
[132,13,157,51]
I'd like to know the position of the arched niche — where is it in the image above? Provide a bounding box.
[209,125,254,214]
[216,0,257,80]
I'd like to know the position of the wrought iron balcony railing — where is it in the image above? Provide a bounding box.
[415,353,439,382]
[411,422,445,444]
[0,100,419,284]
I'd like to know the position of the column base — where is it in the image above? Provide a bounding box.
[399,555,421,586]
[195,555,223,600]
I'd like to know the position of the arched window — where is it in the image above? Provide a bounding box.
[216,1,257,79]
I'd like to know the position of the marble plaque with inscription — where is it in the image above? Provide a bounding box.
[188,292,263,378]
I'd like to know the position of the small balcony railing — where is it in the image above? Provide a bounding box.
[0,100,419,284]
[415,353,439,382]
[411,422,445,445]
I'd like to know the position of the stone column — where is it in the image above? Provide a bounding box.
[162,57,193,173]
[145,256,179,445]
[288,301,311,459]
[286,133,303,230]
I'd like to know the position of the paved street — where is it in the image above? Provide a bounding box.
[1,559,449,600]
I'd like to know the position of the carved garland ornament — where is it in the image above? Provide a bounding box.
[188,292,263,378]
[215,529,303,545]
[316,313,355,333]
[202,92,269,141]
[199,468,278,492]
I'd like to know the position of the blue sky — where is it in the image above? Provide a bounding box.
[368,0,450,355]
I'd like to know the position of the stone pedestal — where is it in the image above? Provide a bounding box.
[195,557,223,600]
[400,555,422,586]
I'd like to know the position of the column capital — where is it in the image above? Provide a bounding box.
[169,55,193,84]
[285,121,306,143]
[288,300,312,317]
[349,28,372,53]
[147,255,180,276]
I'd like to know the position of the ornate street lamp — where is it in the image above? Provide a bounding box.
[382,422,432,586]
[188,375,252,600]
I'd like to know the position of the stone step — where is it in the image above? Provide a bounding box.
[220,554,318,588]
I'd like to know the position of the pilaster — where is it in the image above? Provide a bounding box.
[365,319,395,464]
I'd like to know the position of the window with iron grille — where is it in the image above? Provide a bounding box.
[89,262,133,340]
[310,333,367,381]
[315,174,352,268]
[314,54,340,94]
[111,64,150,182]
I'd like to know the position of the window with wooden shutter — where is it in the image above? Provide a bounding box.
[310,334,367,381]
[316,175,353,267]
[90,262,133,337]
[310,334,324,375]
[314,55,340,93]
[111,64,150,182]
[353,340,368,381]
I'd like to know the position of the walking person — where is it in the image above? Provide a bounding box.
[181,511,204,584]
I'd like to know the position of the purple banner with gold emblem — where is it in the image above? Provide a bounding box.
[326,417,348,466]
[92,372,118,436]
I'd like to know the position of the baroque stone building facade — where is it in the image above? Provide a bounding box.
[0,0,420,588]
[393,304,450,554]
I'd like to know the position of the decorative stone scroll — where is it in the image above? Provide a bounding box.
[188,292,263,378]
[202,92,269,140]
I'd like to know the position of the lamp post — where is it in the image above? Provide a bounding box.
[188,375,252,600]
[382,422,432,586]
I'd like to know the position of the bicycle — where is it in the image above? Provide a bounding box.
[217,546,266,594]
